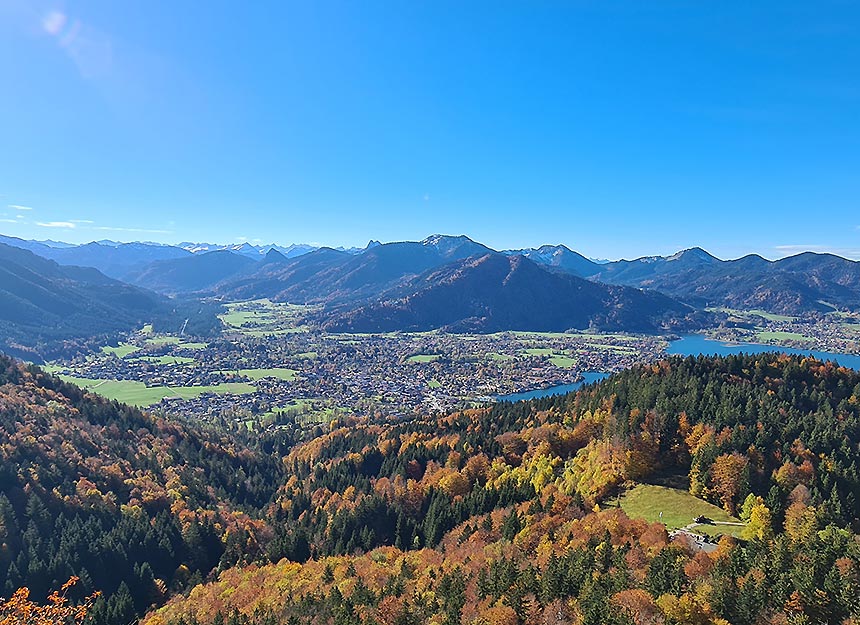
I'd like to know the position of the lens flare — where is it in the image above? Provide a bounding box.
[42,10,66,36]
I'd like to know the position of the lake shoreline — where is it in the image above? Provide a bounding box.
[495,334,860,402]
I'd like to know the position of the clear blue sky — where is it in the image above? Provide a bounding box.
[1,1,858,260]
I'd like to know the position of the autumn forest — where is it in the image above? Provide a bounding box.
[1,352,859,625]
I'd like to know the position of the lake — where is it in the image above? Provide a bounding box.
[667,334,860,370]
[496,335,860,402]
[496,371,609,402]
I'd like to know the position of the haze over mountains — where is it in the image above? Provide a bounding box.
[2,232,860,355]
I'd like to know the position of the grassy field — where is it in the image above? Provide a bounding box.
[708,307,797,323]
[487,352,514,361]
[407,354,440,363]
[220,300,315,336]
[428,378,442,388]
[229,367,297,381]
[101,344,140,358]
[268,399,346,425]
[618,484,742,531]
[748,309,797,322]
[756,330,813,343]
[145,336,181,345]
[58,376,255,407]
[549,355,576,368]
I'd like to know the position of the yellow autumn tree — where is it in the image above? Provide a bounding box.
[741,504,773,542]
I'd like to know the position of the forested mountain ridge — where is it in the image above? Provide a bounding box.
[0,355,284,624]
[312,253,705,333]
[0,242,222,360]
[125,250,259,294]
[592,249,860,314]
[142,352,860,625]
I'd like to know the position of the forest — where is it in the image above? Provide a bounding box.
[1,353,859,624]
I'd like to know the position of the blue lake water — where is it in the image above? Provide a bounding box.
[496,372,610,402]
[495,335,860,402]
[667,334,860,370]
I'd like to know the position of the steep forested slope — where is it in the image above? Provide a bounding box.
[144,353,860,625]
[0,355,284,623]
[0,243,221,360]
[126,250,257,294]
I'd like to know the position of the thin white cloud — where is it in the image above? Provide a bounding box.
[8,204,33,211]
[0,218,18,224]
[70,219,95,224]
[36,221,76,229]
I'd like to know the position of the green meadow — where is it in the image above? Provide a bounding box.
[618,483,742,534]
[58,376,255,407]
[756,330,813,343]
[407,354,441,363]
[222,368,298,381]
[101,344,140,358]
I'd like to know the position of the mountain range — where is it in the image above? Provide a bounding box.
[0,241,221,360]
[591,247,860,313]
[2,232,860,352]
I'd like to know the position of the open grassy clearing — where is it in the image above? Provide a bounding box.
[219,309,271,327]
[707,307,797,323]
[143,336,208,349]
[264,399,347,424]
[748,309,797,322]
[549,355,576,368]
[101,344,140,358]
[407,354,441,363]
[428,379,442,388]
[756,331,813,343]
[618,483,742,530]
[57,376,255,407]
[221,367,298,381]
[220,300,316,335]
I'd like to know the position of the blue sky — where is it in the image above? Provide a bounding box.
[1,1,858,260]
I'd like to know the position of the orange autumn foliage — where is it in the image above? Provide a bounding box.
[0,577,100,625]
